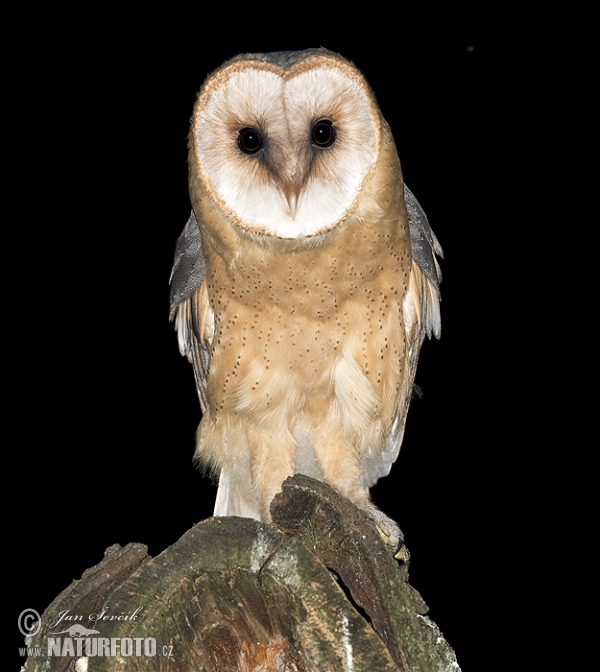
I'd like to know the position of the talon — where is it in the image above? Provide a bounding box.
[365,505,405,557]
[394,545,410,564]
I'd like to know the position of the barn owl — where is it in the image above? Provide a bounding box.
[170,48,442,552]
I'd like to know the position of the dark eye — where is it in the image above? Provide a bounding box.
[237,127,263,154]
[311,119,336,148]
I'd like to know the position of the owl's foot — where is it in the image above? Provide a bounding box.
[365,505,410,563]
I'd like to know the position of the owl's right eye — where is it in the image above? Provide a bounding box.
[237,127,263,154]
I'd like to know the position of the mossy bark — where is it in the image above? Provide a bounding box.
[23,474,459,672]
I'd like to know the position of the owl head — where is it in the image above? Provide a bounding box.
[188,48,397,242]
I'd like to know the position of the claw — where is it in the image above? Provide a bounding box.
[365,505,409,563]
[394,545,410,564]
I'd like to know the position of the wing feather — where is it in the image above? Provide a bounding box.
[361,186,442,487]
[169,211,212,413]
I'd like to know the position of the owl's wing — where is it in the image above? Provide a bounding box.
[361,185,443,488]
[169,211,213,413]
[404,184,443,343]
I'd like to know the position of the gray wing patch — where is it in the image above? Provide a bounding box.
[405,185,443,341]
[404,184,443,291]
[169,211,211,413]
[169,210,205,321]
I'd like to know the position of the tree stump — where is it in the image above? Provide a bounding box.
[23,474,460,671]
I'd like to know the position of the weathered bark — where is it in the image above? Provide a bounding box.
[271,475,459,671]
[23,474,459,672]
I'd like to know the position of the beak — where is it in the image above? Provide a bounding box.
[279,167,306,220]
[284,189,299,220]
[267,144,309,221]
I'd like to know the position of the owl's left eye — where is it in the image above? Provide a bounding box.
[311,119,336,148]
[238,127,263,154]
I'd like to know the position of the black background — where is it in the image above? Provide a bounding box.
[11,12,530,670]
